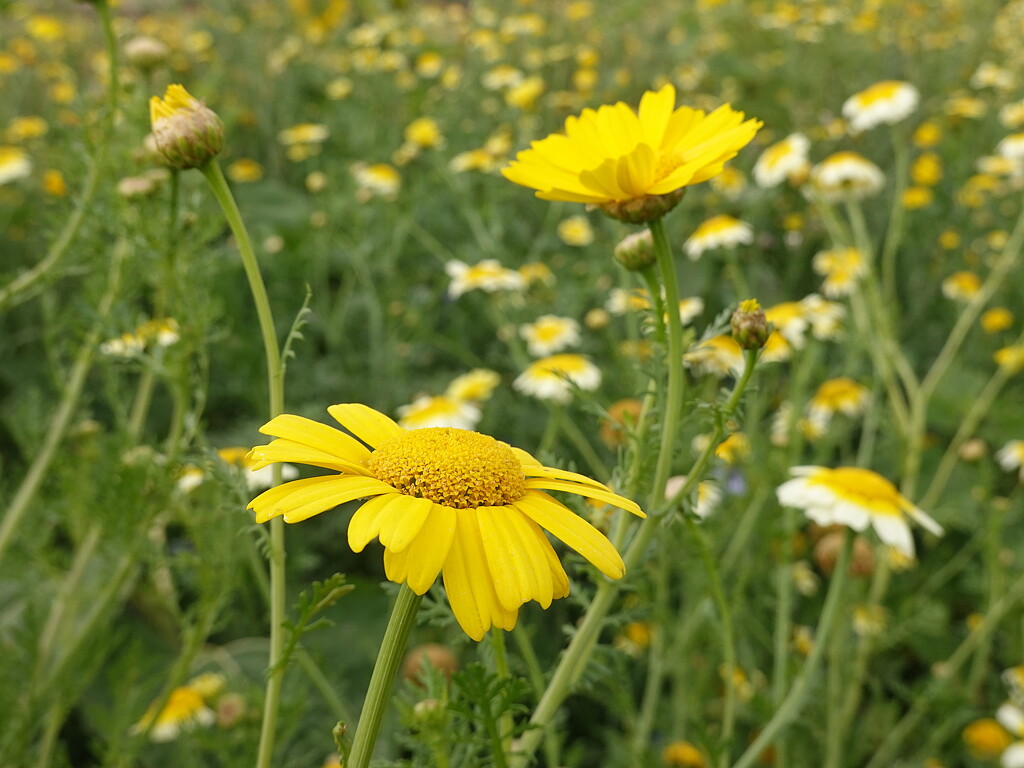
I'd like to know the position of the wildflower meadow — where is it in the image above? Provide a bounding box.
[4,1,1024,767]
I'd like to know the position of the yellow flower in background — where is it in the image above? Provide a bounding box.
[662,739,707,767]
[556,214,594,246]
[753,132,810,188]
[683,214,753,259]
[715,432,750,464]
[901,186,932,209]
[808,377,869,429]
[445,259,526,298]
[842,80,919,132]
[982,307,1014,333]
[911,153,942,186]
[131,673,224,742]
[941,271,981,301]
[503,84,761,222]
[226,158,264,183]
[0,146,32,185]
[505,75,545,110]
[996,440,1024,480]
[404,116,443,149]
[514,354,601,403]
[996,345,1024,373]
[962,718,1013,759]
[352,162,400,201]
[520,315,582,357]
[777,466,943,557]
[246,404,643,640]
[397,395,480,431]
[912,121,942,147]
[683,335,745,378]
[446,369,501,402]
[41,169,67,197]
[6,116,48,142]
[808,151,884,201]
[812,247,866,298]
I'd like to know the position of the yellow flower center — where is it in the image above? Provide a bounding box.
[367,427,525,508]
[808,468,901,506]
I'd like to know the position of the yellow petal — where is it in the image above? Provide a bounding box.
[442,509,518,640]
[521,464,611,490]
[523,478,645,517]
[638,84,676,147]
[476,506,549,611]
[513,491,625,579]
[248,475,392,523]
[401,503,457,594]
[327,403,404,448]
[259,414,370,462]
[348,493,405,552]
[246,438,373,476]
[377,495,434,554]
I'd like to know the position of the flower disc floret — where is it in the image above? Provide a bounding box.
[367,428,525,508]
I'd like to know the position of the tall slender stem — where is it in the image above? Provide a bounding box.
[649,217,686,504]
[199,160,286,768]
[348,586,423,768]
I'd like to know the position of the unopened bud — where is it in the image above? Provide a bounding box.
[814,531,875,578]
[730,299,771,350]
[149,84,224,170]
[613,229,656,271]
[402,643,459,686]
[124,36,170,71]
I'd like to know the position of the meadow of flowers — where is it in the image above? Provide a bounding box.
[3,0,1024,766]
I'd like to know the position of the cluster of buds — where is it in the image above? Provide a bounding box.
[149,84,224,170]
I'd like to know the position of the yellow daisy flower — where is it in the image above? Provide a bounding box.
[841,80,919,133]
[812,247,866,298]
[683,214,753,259]
[446,369,501,402]
[246,404,643,640]
[502,84,762,222]
[0,146,32,186]
[397,394,480,430]
[513,353,601,403]
[519,315,581,357]
[777,466,943,557]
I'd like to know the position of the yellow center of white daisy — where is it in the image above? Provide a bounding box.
[366,427,525,508]
[807,467,901,509]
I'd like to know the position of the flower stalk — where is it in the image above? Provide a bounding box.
[199,159,287,768]
[348,585,424,768]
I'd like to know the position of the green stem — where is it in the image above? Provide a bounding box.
[878,125,909,309]
[685,516,737,764]
[649,217,687,505]
[731,533,853,768]
[490,630,514,762]
[0,0,119,312]
[513,349,760,768]
[511,626,561,768]
[199,159,287,768]
[0,241,126,565]
[348,585,423,768]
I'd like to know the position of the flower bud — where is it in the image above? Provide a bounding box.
[730,299,771,350]
[124,36,170,71]
[402,643,458,686]
[814,531,875,578]
[613,229,656,271]
[149,84,224,170]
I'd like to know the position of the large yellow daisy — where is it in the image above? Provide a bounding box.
[246,404,644,641]
[502,84,762,222]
